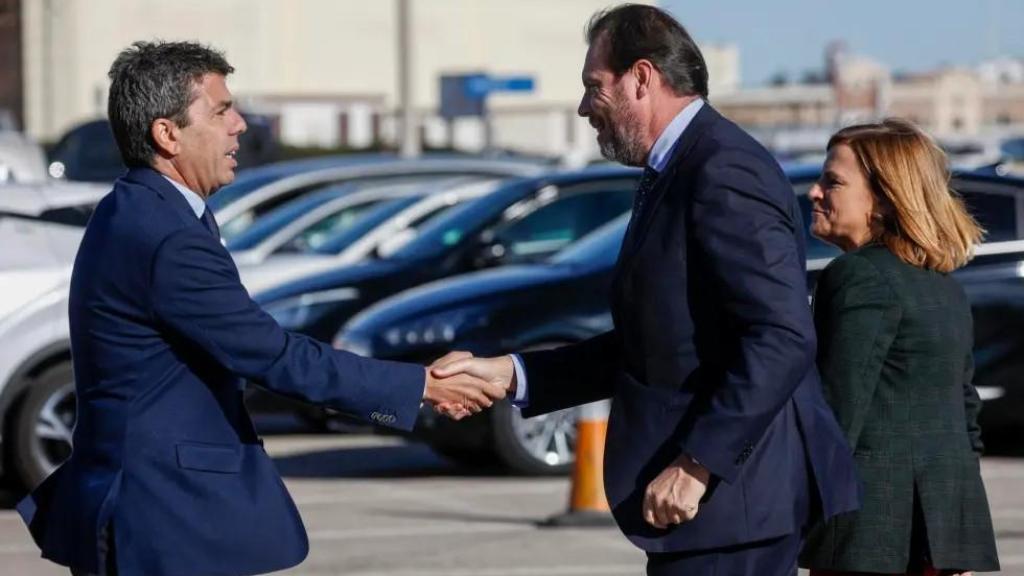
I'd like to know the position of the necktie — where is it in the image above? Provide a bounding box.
[634,166,659,216]
[625,166,659,239]
[200,208,220,240]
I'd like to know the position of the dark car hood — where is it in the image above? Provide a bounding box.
[253,259,407,305]
[346,264,574,333]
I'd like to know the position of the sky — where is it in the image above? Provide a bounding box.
[661,0,1024,86]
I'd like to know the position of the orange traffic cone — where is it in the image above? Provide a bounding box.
[541,400,615,527]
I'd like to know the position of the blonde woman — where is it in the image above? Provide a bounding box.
[800,119,999,576]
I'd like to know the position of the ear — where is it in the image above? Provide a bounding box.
[633,59,656,99]
[150,118,181,158]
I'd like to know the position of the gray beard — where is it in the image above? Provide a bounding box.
[597,104,647,167]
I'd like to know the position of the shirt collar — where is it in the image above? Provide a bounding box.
[646,98,704,173]
[160,174,207,219]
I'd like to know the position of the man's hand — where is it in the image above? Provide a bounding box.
[423,351,507,420]
[643,454,710,529]
[428,352,516,419]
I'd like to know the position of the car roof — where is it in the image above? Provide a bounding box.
[209,156,546,216]
[0,180,109,216]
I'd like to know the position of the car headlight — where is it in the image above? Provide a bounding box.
[263,287,359,330]
[375,307,489,356]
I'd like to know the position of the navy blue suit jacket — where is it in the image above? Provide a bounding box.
[521,105,860,553]
[19,168,425,575]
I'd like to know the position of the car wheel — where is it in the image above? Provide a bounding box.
[14,362,76,489]
[491,399,578,476]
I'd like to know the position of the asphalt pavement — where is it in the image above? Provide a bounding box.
[1,427,1022,575]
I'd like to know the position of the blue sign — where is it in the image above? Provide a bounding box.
[440,73,536,119]
[464,74,535,98]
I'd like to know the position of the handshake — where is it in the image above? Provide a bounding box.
[421,352,516,420]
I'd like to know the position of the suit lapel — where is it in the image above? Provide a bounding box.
[122,167,205,230]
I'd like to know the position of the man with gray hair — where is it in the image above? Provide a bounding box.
[18,40,503,576]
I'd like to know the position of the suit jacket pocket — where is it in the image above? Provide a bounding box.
[176,441,242,473]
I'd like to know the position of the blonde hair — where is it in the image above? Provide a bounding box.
[828,119,984,273]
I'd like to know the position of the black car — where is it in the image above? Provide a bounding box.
[339,215,630,474]
[253,167,641,342]
[334,167,1024,475]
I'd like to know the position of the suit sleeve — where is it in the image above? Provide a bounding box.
[518,330,619,417]
[679,151,819,484]
[149,226,425,431]
[962,349,986,455]
[813,254,902,451]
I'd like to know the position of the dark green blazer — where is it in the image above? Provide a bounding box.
[800,244,999,573]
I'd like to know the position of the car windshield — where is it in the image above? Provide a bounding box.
[225,184,357,251]
[387,179,535,261]
[298,196,422,254]
[208,171,285,212]
[207,154,399,212]
[549,213,629,267]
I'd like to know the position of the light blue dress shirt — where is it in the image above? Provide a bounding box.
[161,174,207,219]
[509,98,705,407]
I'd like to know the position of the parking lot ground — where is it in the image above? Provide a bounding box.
[2,432,1023,575]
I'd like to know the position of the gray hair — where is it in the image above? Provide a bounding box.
[107,41,234,167]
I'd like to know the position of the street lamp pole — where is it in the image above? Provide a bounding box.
[397,0,420,158]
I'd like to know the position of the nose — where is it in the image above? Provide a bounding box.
[808,183,823,201]
[577,93,590,118]
[232,110,248,136]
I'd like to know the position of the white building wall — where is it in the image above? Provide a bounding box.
[21,0,668,158]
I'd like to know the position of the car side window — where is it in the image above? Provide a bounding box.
[279,200,386,253]
[492,183,635,262]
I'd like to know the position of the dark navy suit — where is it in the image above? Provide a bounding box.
[18,167,425,576]
[520,105,860,572]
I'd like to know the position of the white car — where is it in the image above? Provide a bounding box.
[0,162,540,488]
[0,132,48,184]
[0,180,106,488]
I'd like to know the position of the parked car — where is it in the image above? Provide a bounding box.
[236,178,504,294]
[0,131,48,184]
[212,158,545,243]
[249,167,636,432]
[253,167,641,343]
[46,115,278,183]
[0,162,536,488]
[339,214,630,474]
[0,180,108,268]
[228,180,439,265]
[334,167,1024,475]
[0,182,107,487]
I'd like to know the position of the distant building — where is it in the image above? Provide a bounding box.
[713,46,1024,148]
[12,0,675,159]
[703,43,740,97]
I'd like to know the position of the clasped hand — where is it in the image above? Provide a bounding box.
[422,351,515,420]
[643,454,710,529]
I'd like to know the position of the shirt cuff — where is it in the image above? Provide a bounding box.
[509,354,528,408]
